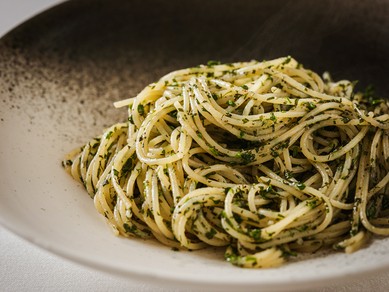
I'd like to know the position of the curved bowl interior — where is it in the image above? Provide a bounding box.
[0,0,389,290]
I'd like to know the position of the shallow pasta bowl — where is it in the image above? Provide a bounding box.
[0,0,389,290]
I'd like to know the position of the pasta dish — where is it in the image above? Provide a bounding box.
[63,57,389,268]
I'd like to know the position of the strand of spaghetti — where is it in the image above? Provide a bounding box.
[264,68,354,105]
[301,123,369,163]
[172,187,225,247]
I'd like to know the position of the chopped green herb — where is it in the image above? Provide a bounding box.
[227,100,236,107]
[207,60,221,66]
[296,182,306,190]
[205,228,217,239]
[137,104,145,115]
[306,102,316,110]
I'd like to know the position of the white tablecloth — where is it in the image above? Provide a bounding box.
[1,1,389,291]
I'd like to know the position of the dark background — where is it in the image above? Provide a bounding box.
[2,0,389,99]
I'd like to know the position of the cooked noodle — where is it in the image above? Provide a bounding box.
[63,57,389,268]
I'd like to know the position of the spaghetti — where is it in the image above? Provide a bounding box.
[63,57,389,268]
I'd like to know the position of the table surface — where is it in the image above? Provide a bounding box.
[1,1,389,291]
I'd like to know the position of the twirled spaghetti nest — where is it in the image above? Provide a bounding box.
[64,57,389,268]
